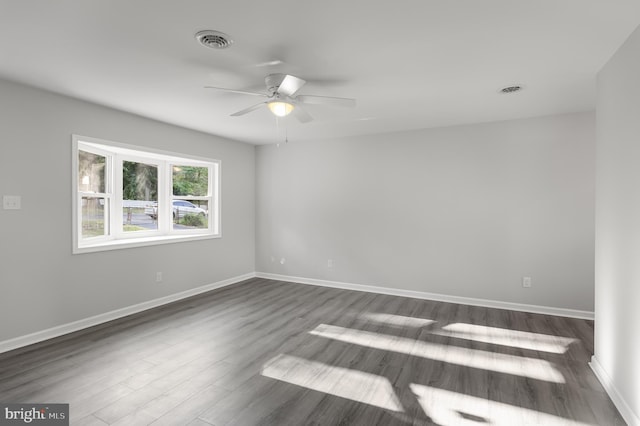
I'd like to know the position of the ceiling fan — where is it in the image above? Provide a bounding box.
[205,73,356,123]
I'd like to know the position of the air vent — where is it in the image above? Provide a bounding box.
[500,85,523,94]
[195,30,233,49]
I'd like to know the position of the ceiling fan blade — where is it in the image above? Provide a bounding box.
[292,105,313,123]
[205,86,267,97]
[230,102,266,117]
[296,95,356,108]
[252,60,284,68]
[277,74,306,97]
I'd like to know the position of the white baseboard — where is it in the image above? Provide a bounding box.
[590,355,640,426]
[255,272,594,320]
[0,272,256,354]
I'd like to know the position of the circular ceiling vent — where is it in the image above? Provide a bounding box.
[500,85,523,94]
[195,30,233,49]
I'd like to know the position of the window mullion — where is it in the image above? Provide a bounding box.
[112,156,123,238]
[211,163,219,234]
[102,152,113,240]
[172,196,210,201]
[78,192,108,198]
[158,160,170,234]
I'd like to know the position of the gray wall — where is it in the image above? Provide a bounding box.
[256,112,596,311]
[0,76,598,345]
[595,24,640,424]
[0,79,255,342]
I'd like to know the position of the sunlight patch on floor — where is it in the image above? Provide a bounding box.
[261,354,404,412]
[359,312,437,328]
[430,323,577,354]
[410,383,590,426]
[310,324,565,383]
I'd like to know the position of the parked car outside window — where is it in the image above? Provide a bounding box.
[145,200,207,219]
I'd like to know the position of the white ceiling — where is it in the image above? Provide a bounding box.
[1,1,639,145]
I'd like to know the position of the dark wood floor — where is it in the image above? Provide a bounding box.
[0,278,625,425]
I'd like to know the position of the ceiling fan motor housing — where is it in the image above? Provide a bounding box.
[265,73,287,95]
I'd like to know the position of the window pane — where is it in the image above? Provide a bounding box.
[123,161,158,232]
[78,150,105,193]
[173,166,208,196]
[82,197,107,238]
[172,200,209,230]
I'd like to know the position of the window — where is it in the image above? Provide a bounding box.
[73,135,220,253]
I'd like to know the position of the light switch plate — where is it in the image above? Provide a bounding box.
[3,195,21,210]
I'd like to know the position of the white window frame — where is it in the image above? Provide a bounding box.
[76,143,113,244]
[72,135,221,254]
[169,161,216,236]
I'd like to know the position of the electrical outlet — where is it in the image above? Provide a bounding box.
[156,272,163,283]
[522,276,532,288]
[3,195,21,210]
[327,259,333,268]
[280,258,286,265]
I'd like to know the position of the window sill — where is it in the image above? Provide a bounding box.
[74,233,220,254]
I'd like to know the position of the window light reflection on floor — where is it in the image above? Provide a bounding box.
[360,313,576,354]
[360,312,436,328]
[409,383,589,426]
[261,354,404,412]
[310,324,565,383]
[433,323,577,354]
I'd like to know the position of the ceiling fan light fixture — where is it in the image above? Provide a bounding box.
[267,101,294,117]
